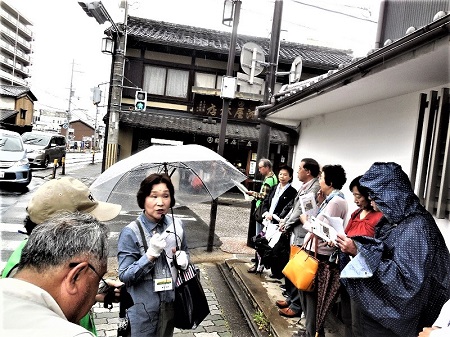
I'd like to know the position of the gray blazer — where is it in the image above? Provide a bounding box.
[282,177,320,246]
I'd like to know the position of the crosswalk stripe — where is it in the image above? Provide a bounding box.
[0,223,26,233]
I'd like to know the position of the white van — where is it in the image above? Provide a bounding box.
[22,131,66,167]
[0,130,32,186]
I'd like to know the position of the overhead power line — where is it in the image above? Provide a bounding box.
[290,0,378,23]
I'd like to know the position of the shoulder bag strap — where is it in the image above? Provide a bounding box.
[135,219,148,251]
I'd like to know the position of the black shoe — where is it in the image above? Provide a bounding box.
[248,265,257,273]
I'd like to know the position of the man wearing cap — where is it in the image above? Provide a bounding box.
[1,177,122,336]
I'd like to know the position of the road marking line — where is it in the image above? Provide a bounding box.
[0,223,26,233]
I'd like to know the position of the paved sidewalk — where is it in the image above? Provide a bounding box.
[93,263,241,337]
[57,161,344,337]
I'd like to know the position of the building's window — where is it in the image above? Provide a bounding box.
[143,65,189,98]
[20,109,26,119]
[195,73,216,88]
[166,69,188,98]
[194,72,223,90]
[410,87,449,220]
[216,76,223,89]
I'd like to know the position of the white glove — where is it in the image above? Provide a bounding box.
[174,250,189,270]
[146,233,167,259]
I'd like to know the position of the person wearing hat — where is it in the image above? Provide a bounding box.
[1,177,122,336]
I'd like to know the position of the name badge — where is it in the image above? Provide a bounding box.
[154,277,173,292]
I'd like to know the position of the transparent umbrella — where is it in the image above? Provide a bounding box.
[90,144,248,210]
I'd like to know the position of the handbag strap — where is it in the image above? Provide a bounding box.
[302,234,318,258]
[135,219,148,251]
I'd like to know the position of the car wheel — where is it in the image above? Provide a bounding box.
[43,156,50,168]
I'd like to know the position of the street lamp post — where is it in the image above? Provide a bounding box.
[78,1,127,171]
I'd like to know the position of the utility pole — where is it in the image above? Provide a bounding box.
[102,3,128,170]
[92,86,101,164]
[247,0,283,246]
[207,0,241,252]
[218,1,241,156]
[256,0,283,163]
[66,59,75,141]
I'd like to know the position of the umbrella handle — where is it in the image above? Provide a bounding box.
[169,207,180,251]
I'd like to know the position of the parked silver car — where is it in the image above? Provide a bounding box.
[0,130,32,186]
[22,131,66,167]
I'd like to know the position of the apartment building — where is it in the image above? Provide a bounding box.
[0,1,33,86]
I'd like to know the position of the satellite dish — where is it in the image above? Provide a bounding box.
[240,42,265,78]
[289,56,303,84]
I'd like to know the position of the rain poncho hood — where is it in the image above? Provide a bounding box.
[341,162,450,337]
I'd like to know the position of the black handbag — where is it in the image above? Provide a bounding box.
[174,264,210,329]
[253,204,265,223]
[117,286,133,337]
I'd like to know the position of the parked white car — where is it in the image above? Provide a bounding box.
[0,130,32,186]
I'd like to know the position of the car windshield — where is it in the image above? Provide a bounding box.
[22,134,50,146]
[0,135,23,151]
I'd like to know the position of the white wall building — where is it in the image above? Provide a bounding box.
[264,10,449,246]
[32,109,66,133]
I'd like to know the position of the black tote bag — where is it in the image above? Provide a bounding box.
[174,264,210,329]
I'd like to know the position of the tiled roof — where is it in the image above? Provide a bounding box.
[120,110,289,144]
[0,109,18,121]
[126,17,352,69]
[0,85,29,97]
[0,85,37,101]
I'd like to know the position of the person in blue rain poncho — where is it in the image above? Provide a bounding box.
[339,162,450,337]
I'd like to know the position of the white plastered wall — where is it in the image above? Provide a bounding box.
[288,83,449,246]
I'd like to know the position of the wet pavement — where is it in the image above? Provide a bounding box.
[3,157,345,337]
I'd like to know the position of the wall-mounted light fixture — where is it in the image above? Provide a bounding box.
[222,0,235,27]
[101,37,114,54]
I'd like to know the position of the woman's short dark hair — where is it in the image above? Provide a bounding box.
[322,164,347,190]
[278,164,294,182]
[349,175,372,208]
[137,173,175,208]
[301,158,320,177]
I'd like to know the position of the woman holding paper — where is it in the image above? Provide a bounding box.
[336,175,382,337]
[248,165,297,274]
[295,164,348,337]
[261,164,297,224]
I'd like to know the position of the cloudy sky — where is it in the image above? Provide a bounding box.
[10,0,381,123]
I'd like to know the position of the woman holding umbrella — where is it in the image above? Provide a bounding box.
[118,173,189,337]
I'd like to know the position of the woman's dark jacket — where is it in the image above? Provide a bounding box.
[261,184,297,223]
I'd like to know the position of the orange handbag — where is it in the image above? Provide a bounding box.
[289,245,302,260]
[282,235,319,291]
